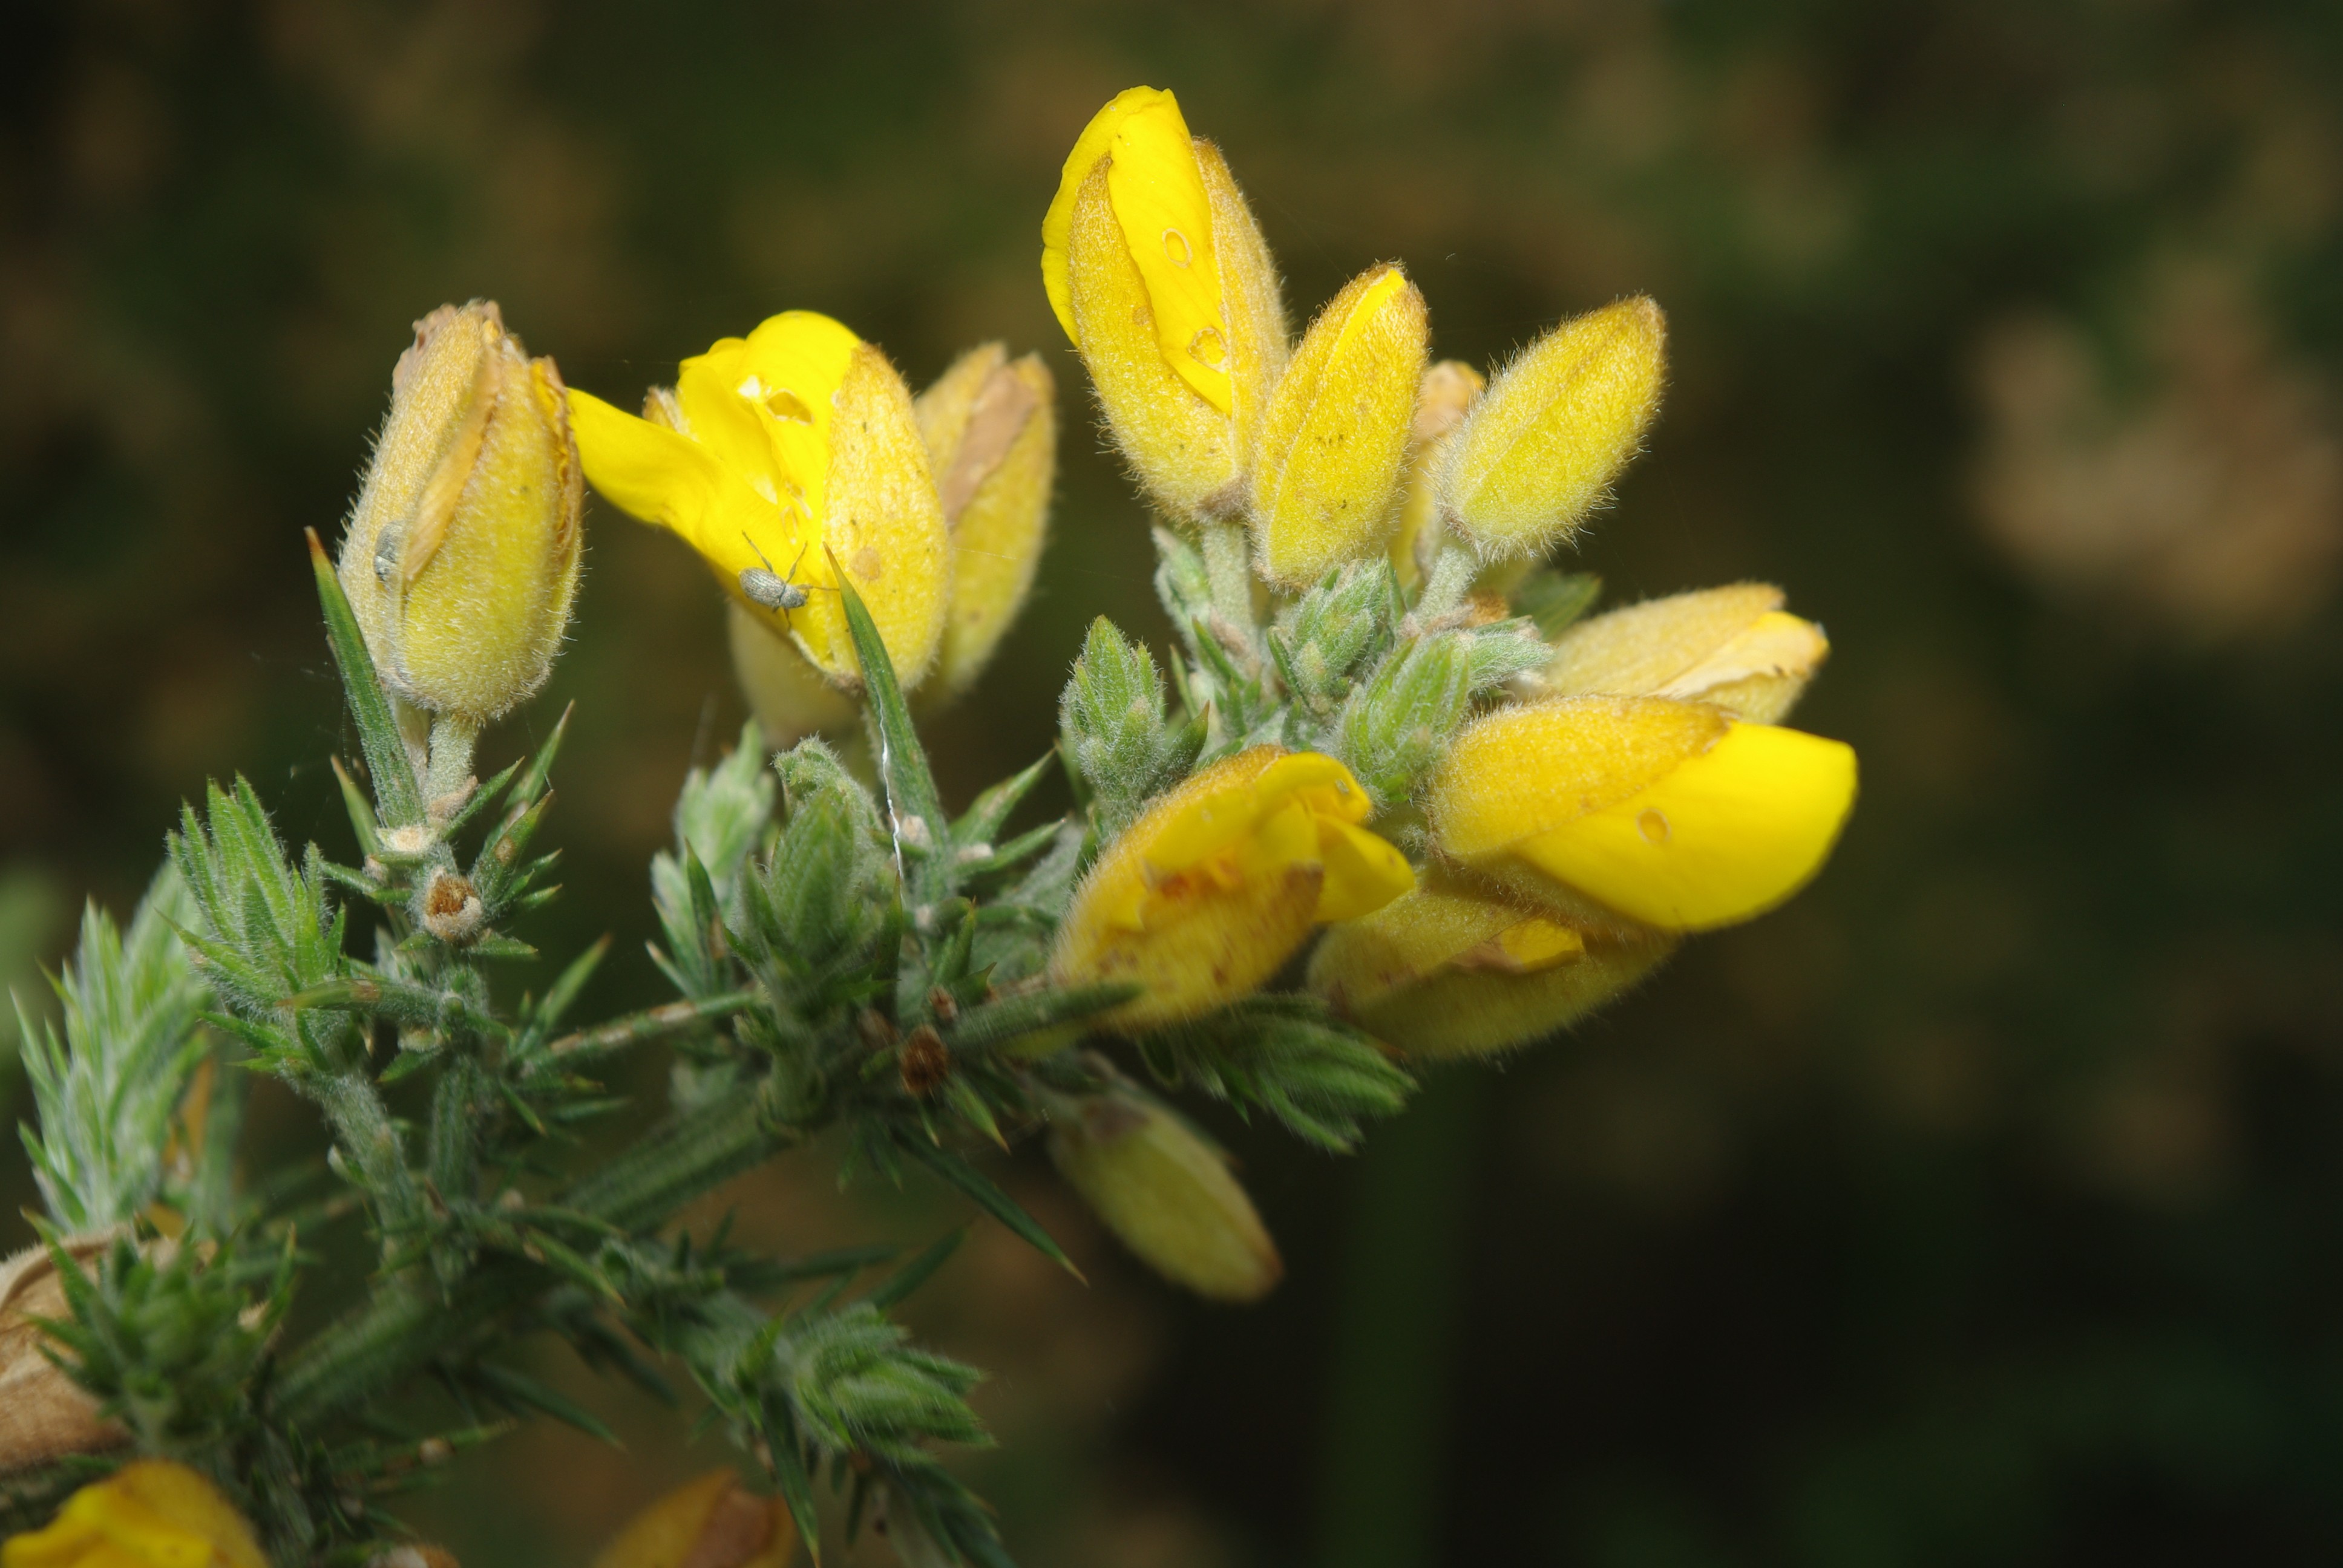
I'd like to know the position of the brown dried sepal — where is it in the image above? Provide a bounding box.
[899,1025,950,1098]
[0,1235,129,1474]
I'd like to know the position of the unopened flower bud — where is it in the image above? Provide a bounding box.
[1048,1092,1281,1302]
[1041,87,1287,520]
[571,310,949,692]
[1438,296,1666,558]
[337,301,584,723]
[1537,583,1829,723]
[1430,697,1856,933]
[915,344,1058,697]
[1250,264,1429,588]
[592,1469,795,1568]
[1051,748,1414,1030]
[1388,361,1484,588]
[2,1460,266,1568]
[0,1238,123,1475]
[1309,877,1673,1058]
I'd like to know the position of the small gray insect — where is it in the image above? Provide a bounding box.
[738,534,830,619]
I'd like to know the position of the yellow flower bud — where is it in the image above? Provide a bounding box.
[913,344,1057,698]
[1048,1092,1281,1302]
[1388,361,1484,589]
[1050,748,1415,1030]
[1250,264,1429,588]
[1041,87,1286,520]
[1438,296,1666,558]
[1430,697,1856,933]
[1,1239,123,1475]
[336,301,584,723]
[727,601,857,747]
[569,311,949,692]
[1308,877,1674,1059]
[592,1469,795,1568]
[1536,583,1830,724]
[2,1460,265,1568]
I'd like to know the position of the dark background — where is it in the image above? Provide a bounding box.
[7,2,2343,1564]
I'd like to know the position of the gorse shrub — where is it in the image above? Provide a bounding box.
[2,87,1854,1566]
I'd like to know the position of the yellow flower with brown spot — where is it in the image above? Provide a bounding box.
[568,310,949,692]
[1537,583,1830,724]
[913,342,1057,699]
[1049,1091,1281,1302]
[1250,264,1429,588]
[1042,87,1286,520]
[1309,877,1674,1059]
[2,1461,265,1568]
[1438,296,1667,558]
[592,1469,793,1568]
[1430,697,1856,933]
[1051,747,1414,1030]
[336,301,583,724]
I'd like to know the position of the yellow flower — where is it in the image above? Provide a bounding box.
[1388,361,1484,589]
[336,301,583,724]
[592,1469,794,1568]
[1250,264,1430,589]
[1050,748,1414,1029]
[3,1461,265,1568]
[1041,87,1286,519]
[1049,1091,1281,1301]
[568,310,949,691]
[1430,697,1856,933]
[1308,877,1674,1059]
[913,343,1057,698]
[1536,583,1830,724]
[1438,296,1666,558]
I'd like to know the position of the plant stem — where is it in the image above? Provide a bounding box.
[1416,540,1479,622]
[275,1088,789,1420]
[310,1067,423,1253]
[1313,1069,1483,1568]
[1201,521,1259,649]
[424,712,481,815]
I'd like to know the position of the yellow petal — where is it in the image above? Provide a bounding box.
[1043,86,1176,345]
[1041,88,1229,413]
[1507,719,1854,930]
[1313,814,1417,922]
[1064,158,1236,518]
[1193,137,1286,439]
[1251,264,1429,588]
[784,342,950,689]
[1104,100,1230,413]
[1440,296,1667,557]
[5,1462,267,1568]
[1434,697,1731,860]
[1052,748,1407,1028]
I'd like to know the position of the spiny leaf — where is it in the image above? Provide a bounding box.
[896,1135,1080,1280]
[307,528,421,828]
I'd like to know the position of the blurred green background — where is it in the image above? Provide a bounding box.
[8,1,2343,1563]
